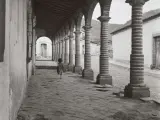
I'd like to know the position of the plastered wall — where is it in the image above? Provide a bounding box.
[8,0,28,119]
[112,17,160,67]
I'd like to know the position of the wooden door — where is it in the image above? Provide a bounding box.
[155,37,160,69]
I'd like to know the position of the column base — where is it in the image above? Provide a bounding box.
[32,66,36,75]
[150,64,156,69]
[96,74,112,85]
[74,66,82,74]
[0,56,3,62]
[124,84,150,98]
[61,54,64,62]
[82,68,94,80]
[63,64,68,72]
[68,64,74,72]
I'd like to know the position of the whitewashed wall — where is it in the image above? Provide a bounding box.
[80,40,100,55]
[91,43,100,55]
[112,29,131,62]
[80,39,85,55]
[0,0,28,120]
[112,17,160,67]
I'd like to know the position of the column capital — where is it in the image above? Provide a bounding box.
[98,16,111,22]
[64,37,69,40]
[29,40,32,44]
[126,0,149,6]
[83,25,92,30]
[68,35,74,38]
[74,30,81,34]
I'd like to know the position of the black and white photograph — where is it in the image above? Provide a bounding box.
[0,0,160,120]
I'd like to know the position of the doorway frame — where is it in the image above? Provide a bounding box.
[151,33,160,69]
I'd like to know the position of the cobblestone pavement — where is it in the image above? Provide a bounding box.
[91,64,160,102]
[109,65,160,101]
[81,56,160,101]
[18,69,160,120]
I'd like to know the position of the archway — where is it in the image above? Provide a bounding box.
[81,2,101,80]
[89,0,131,81]
[80,15,87,70]
[36,36,52,61]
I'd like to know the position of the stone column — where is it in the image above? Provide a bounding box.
[82,25,94,80]
[54,42,56,61]
[96,16,112,85]
[74,30,82,74]
[68,34,74,71]
[57,42,59,60]
[59,41,61,59]
[61,39,64,62]
[64,37,69,71]
[53,42,56,61]
[58,42,60,59]
[52,41,54,61]
[32,29,36,75]
[54,41,57,61]
[0,0,5,62]
[27,3,33,62]
[124,0,150,98]
[55,41,58,61]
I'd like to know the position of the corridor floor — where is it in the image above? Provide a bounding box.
[18,69,160,120]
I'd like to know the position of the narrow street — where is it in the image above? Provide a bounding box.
[18,68,160,120]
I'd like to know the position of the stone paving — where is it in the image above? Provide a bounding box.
[83,56,160,102]
[106,65,160,102]
[37,59,160,101]
[18,69,160,120]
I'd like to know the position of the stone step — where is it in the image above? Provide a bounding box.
[36,66,57,69]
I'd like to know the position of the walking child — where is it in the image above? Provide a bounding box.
[57,58,64,79]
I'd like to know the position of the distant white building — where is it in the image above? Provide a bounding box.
[79,31,100,56]
[79,30,113,57]
[36,37,52,60]
[111,9,160,69]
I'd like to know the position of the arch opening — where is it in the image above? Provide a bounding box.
[36,36,53,61]
[86,2,101,80]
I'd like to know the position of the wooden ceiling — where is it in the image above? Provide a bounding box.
[33,0,86,37]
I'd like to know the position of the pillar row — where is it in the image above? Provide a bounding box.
[52,42,54,61]
[63,37,69,71]
[61,39,65,62]
[96,16,112,85]
[82,25,94,80]
[59,41,61,59]
[57,42,59,60]
[64,37,69,64]
[32,29,36,75]
[53,42,56,61]
[56,42,58,61]
[55,43,57,61]
[74,30,82,74]
[68,34,74,71]
[124,0,150,98]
